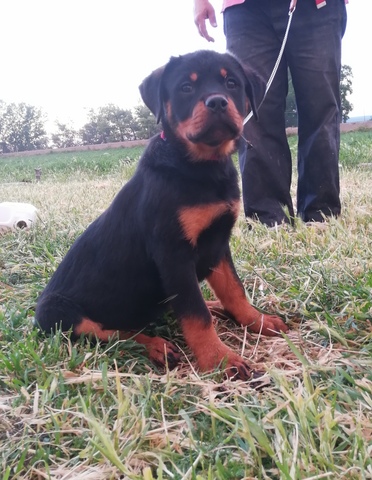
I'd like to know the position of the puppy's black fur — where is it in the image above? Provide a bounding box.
[35,50,288,379]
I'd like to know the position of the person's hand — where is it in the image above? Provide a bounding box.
[194,0,217,42]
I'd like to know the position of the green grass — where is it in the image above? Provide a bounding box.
[339,130,372,167]
[0,147,143,183]
[1,133,372,479]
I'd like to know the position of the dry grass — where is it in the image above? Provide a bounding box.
[1,134,372,479]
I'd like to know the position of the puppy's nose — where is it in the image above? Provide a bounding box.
[205,95,228,113]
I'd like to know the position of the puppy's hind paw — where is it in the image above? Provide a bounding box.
[146,336,181,370]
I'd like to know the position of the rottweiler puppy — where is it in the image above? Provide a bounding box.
[35,50,288,380]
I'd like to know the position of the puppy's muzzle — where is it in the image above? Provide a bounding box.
[205,95,229,113]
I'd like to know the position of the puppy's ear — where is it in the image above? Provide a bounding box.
[243,66,266,120]
[139,65,166,123]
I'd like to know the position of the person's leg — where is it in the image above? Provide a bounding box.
[287,0,347,222]
[224,0,294,226]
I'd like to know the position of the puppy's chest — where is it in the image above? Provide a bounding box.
[177,199,240,247]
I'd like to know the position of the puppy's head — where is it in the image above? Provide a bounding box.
[139,50,265,160]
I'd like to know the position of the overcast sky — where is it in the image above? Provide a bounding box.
[0,0,370,130]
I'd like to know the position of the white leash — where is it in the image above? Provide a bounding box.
[243,6,296,126]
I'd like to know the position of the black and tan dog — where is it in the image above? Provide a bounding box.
[35,50,288,380]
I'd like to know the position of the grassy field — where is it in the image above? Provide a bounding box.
[1,131,372,479]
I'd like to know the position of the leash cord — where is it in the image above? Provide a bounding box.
[243,6,296,126]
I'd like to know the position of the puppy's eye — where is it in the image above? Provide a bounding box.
[181,82,193,93]
[226,77,238,89]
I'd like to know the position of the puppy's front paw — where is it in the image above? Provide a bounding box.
[197,346,255,381]
[248,313,288,336]
[223,352,255,381]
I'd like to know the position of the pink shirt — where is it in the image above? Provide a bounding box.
[222,0,244,9]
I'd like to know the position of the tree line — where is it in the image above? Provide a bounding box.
[0,65,354,154]
[0,102,161,154]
